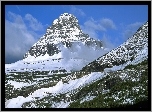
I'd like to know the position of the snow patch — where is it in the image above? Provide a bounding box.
[80,95,96,104]
[7,81,33,89]
[5,96,33,108]
[122,98,134,104]
[51,101,71,108]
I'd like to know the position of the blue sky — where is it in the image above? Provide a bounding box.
[5,5,148,64]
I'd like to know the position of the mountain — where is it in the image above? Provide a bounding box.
[67,21,148,108]
[5,17,149,108]
[5,13,108,73]
[23,13,103,59]
[81,21,148,72]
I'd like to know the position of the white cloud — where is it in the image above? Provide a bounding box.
[25,13,44,31]
[80,17,118,51]
[81,25,99,39]
[84,18,106,31]
[5,12,44,63]
[101,34,117,50]
[60,42,109,71]
[7,11,26,29]
[127,22,143,29]
[70,6,86,17]
[80,17,116,39]
[100,18,116,29]
[122,22,144,40]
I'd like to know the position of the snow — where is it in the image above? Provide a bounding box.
[33,77,49,81]
[7,81,34,89]
[5,17,148,108]
[132,78,139,82]
[5,40,109,73]
[5,96,33,108]
[130,45,148,65]
[132,86,145,93]
[5,72,105,108]
[95,21,148,72]
[103,42,148,73]
[102,89,109,94]
[119,73,128,80]
[51,101,71,108]
[132,87,140,92]
[53,19,58,25]
[5,52,64,73]
[80,95,96,104]
[122,98,134,104]
[23,53,62,62]
[103,64,125,73]
[5,11,111,73]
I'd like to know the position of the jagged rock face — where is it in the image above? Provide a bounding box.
[81,21,148,72]
[23,13,103,59]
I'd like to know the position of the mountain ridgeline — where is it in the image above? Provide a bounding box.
[23,13,103,59]
[81,21,148,72]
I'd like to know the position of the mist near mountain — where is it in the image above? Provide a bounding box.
[59,42,110,71]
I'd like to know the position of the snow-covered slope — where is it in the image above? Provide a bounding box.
[5,21,148,108]
[5,46,109,73]
[5,72,106,108]
[81,21,148,72]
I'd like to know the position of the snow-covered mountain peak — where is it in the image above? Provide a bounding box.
[6,13,107,73]
[23,13,104,59]
[47,13,81,36]
[53,13,78,25]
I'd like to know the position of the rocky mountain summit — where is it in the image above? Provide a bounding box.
[6,13,108,73]
[23,13,103,59]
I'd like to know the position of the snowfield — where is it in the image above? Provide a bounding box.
[5,43,148,108]
[5,44,110,74]
[5,41,148,108]
[7,81,36,89]
[5,72,106,108]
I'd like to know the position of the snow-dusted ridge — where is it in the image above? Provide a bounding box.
[82,21,148,72]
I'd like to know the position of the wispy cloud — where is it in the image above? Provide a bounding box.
[100,18,116,30]
[80,18,105,39]
[5,12,46,63]
[80,17,116,39]
[122,22,144,40]
[70,5,86,17]
[85,18,106,31]
[16,5,21,12]
[7,11,25,28]
[25,14,44,31]
[101,34,118,50]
